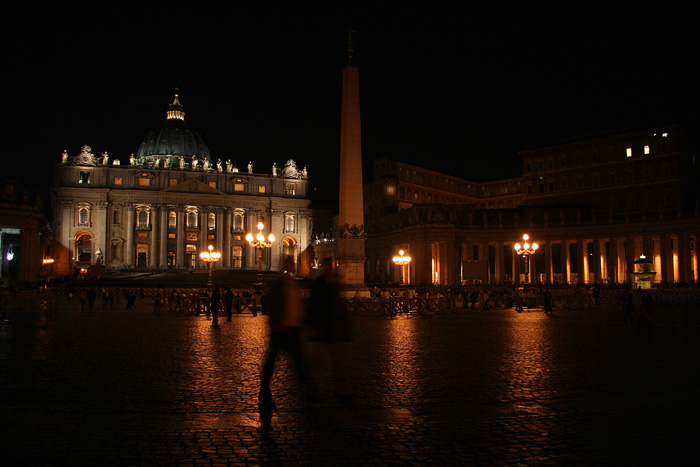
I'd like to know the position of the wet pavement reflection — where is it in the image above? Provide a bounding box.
[1,300,699,465]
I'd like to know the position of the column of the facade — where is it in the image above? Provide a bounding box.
[269,209,281,272]
[125,204,135,268]
[215,207,224,270]
[222,208,231,268]
[93,201,108,265]
[159,207,168,268]
[246,209,259,270]
[149,206,159,268]
[176,207,185,268]
[199,208,208,256]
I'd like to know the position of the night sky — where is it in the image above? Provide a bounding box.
[6,6,698,210]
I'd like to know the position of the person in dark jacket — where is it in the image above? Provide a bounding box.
[306,257,353,400]
[224,287,233,321]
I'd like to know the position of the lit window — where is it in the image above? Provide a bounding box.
[208,212,216,229]
[168,233,176,239]
[233,212,244,230]
[208,181,217,189]
[138,178,151,186]
[626,148,632,158]
[114,177,123,186]
[169,179,178,187]
[137,210,149,227]
[258,185,266,193]
[168,211,176,228]
[78,207,89,225]
[234,183,245,191]
[285,213,296,232]
[187,211,198,228]
[644,145,650,155]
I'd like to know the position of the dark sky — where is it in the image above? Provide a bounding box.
[6,6,698,209]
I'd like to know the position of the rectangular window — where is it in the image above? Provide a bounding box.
[168,233,176,239]
[626,148,633,158]
[79,172,90,184]
[138,178,151,186]
[169,179,178,187]
[114,177,123,186]
[644,145,650,155]
[234,183,245,191]
[208,181,217,189]
[258,185,266,193]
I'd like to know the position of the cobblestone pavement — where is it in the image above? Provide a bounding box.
[1,296,699,466]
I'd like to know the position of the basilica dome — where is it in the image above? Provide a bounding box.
[136,92,211,165]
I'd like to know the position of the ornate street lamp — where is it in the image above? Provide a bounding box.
[514,234,539,284]
[246,221,275,284]
[200,244,221,287]
[392,249,412,285]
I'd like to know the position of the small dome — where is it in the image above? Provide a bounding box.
[136,92,211,165]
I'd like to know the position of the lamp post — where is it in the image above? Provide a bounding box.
[199,244,221,287]
[246,221,275,284]
[514,234,539,284]
[392,249,412,285]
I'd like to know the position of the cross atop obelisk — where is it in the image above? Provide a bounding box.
[337,28,366,287]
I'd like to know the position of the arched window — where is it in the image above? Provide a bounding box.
[284,213,296,233]
[78,207,89,225]
[137,210,149,227]
[233,211,244,230]
[187,210,198,228]
[168,211,176,228]
[208,212,216,229]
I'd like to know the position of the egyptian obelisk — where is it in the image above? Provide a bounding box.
[337,31,366,288]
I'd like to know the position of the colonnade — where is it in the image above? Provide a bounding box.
[368,230,698,286]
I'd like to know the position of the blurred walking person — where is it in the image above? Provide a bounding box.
[306,257,353,401]
[258,256,309,409]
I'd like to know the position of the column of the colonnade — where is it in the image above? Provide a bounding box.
[512,243,521,284]
[560,241,569,284]
[545,242,553,285]
[677,233,689,283]
[592,239,602,284]
[159,207,168,268]
[495,242,505,284]
[125,204,135,268]
[577,240,586,284]
[607,238,618,283]
[149,206,159,268]
[176,208,184,268]
[660,234,672,282]
[624,235,636,284]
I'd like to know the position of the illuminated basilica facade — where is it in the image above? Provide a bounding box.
[52,94,312,277]
[363,124,700,286]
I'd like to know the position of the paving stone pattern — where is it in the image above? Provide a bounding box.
[1,297,699,465]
